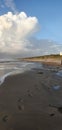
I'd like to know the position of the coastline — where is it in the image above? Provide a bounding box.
[0,64,62,130]
[0,61,42,86]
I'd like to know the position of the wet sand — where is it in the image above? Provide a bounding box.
[0,66,62,130]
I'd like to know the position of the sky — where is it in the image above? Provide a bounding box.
[0,0,62,58]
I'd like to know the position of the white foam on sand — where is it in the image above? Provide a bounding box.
[0,71,13,85]
[0,62,42,86]
[52,85,61,90]
[0,69,26,86]
[56,70,62,77]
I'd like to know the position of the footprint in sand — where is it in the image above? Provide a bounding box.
[27,89,33,97]
[35,84,40,91]
[27,91,33,97]
[2,115,8,122]
[17,98,24,111]
[27,89,30,93]
[18,98,23,103]
[28,92,33,97]
[18,104,24,111]
[37,71,43,75]
[50,113,55,117]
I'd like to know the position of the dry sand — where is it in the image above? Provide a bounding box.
[0,65,62,130]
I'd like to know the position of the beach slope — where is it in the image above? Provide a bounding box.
[0,67,62,130]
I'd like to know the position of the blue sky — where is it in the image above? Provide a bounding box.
[0,0,62,57]
[17,0,62,43]
[0,0,62,43]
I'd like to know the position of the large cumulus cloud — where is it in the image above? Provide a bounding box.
[0,11,39,55]
[0,11,62,59]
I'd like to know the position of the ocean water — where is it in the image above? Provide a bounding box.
[0,61,42,85]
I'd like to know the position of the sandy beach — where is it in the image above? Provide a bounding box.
[0,64,62,130]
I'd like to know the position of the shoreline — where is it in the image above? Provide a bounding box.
[0,61,41,86]
[0,61,62,87]
[0,64,62,129]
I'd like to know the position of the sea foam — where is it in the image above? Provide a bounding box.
[0,61,42,85]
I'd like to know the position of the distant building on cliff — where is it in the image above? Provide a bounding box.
[60,52,62,56]
[60,52,62,65]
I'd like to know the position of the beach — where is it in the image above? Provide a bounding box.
[0,64,62,130]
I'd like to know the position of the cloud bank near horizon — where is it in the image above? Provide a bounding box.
[0,11,39,55]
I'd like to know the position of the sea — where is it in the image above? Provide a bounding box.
[0,60,42,85]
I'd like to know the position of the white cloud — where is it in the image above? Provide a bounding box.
[4,0,17,13]
[0,11,39,55]
[0,11,62,58]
